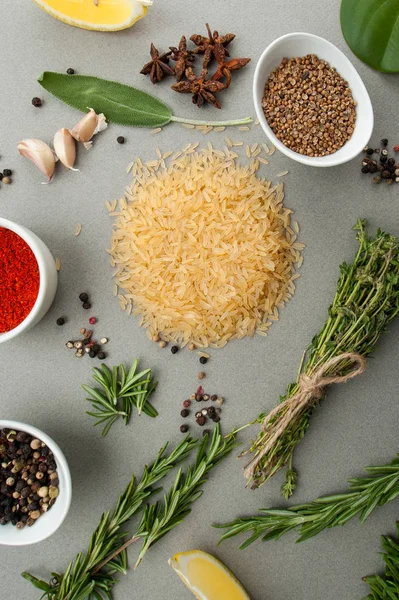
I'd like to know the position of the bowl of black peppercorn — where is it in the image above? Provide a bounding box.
[0,420,71,546]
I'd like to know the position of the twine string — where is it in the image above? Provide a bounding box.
[244,352,367,481]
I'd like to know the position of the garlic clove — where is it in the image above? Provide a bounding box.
[17,139,56,181]
[54,128,78,170]
[71,108,108,146]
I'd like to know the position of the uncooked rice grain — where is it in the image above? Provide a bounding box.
[110,145,302,348]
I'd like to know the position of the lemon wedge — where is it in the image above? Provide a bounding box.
[32,0,152,31]
[168,550,251,600]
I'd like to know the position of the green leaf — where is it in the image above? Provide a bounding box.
[341,0,399,72]
[38,72,173,128]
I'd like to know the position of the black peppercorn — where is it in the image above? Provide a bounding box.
[366,148,374,155]
[0,173,3,181]
[387,158,396,166]
[117,136,125,144]
[56,317,65,326]
[213,415,221,423]
[380,155,388,164]
[79,293,89,302]
[382,170,391,179]
[89,350,96,358]
[3,169,12,177]
[31,97,42,107]
[196,416,206,426]
[171,346,179,354]
[180,409,189,418]
[82,302,91,310]
[180,424,189,433]
[199,356,208,364]
[92,344,100,353]
[381,138,388,147]
[97,351,106,360]
[66,68,75,75]
[361,165,369,174]
[368,165,377,174]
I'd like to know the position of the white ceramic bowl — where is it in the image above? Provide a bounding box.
[253,32,374,167]
[0,420,72,545]
[0,218,58,343]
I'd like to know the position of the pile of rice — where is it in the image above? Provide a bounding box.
[109,143,303,348]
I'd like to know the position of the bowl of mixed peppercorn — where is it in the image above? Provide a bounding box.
[0,218,58,344]
[0,420,72,545]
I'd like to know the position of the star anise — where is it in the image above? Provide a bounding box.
[140,43,175,84]
[171,68,227,108]
[190,23,235,68]
[169,36,196,82]
[212,57,251,87]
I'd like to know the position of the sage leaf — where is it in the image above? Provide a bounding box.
[38,71,253,128]
[38,72,173,128]
[341,0,399,72]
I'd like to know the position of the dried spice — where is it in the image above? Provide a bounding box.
[169,36,196,82]
[0,228,40,333]
[262,54,357,157]
[0,428,59,528]
[212,57,251,87]
[361,138,399,184]
[190,23,235,68]
[140,43,174,84]
[172,67,227,108]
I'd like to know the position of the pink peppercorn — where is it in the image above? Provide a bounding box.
[89,317,97,325]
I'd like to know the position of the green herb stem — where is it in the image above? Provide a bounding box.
[242,220,399,494]
[169,115,253,127]
[216,454,399,549]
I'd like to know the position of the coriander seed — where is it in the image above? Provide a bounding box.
[198,372,205,380]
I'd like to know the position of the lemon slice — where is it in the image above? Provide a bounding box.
[32,0,152,31]
[168,550,251,600]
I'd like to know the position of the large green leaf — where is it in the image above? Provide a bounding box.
[341,0,399,72]
[38,72,173,127]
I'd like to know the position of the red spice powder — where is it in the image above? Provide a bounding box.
[0,228,40,333]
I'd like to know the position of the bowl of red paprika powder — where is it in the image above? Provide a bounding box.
[0,218,58,343]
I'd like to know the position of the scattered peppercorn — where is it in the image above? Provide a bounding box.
[180,409,189,418]
[171,345,179,354]
[79,293,89,302]
[66,68,75,75]
[216,397,224,406]
[380,155,388,164]
[89,350,96,358]
[82,302,91,310]
[366,148,374,155]
[2,177,11,185]
[381,138,388,147]
[66,341,74,349]
[56,317,65,326]
[381,149,388,156]
[3,169,12,177]
[183,400,191,408]
[210,394,217,401]
[199,356,208,364]
[196,416,206,426]
[361,165,369,174]
[388,158,396,167]
[0,173,3,180]
[97,351,106,360]
[31,97,42,107]
[180,424,189,433]
[394,145,399,153]
[117,136,125,144]
[198,372,205,380]
[89,317,97,325]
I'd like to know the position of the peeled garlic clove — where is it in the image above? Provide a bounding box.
[54,128,77,170]
[17,138,56,181]
[71,108,108,145]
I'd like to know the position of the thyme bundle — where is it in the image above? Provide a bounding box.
[23,426,236,599]
[216,453,399,549]
[241,220,399,495]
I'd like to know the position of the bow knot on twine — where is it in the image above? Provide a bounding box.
[244,352,366,480]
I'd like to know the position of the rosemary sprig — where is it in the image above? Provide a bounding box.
[363,522,399,599]
[22,436,198,599]
[134,424,238,567]
[83,360,158,436]
[216,453,399,549]
[243,220,399,494]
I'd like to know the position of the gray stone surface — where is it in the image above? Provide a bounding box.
[2,1,399,599]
